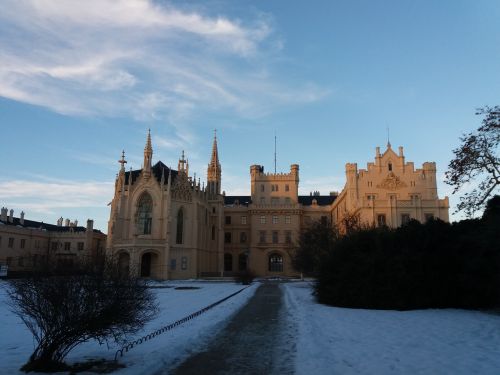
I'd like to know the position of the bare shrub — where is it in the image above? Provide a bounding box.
[7,256,158,372]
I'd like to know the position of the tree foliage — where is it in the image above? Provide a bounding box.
[446,106,500,217]
[7,257,158,372]
[292,220,339,276]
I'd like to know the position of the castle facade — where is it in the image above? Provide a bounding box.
[106,132,449,279]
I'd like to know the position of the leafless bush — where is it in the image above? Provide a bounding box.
[7,256,158,372]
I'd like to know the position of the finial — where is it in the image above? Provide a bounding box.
[387,126,391,148]
[214,128,217,139]
[118,150,127,171]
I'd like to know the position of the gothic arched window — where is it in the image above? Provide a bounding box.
[137,193,153,235]
[176,208,184,244]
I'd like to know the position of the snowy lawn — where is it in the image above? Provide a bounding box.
[284,281,500,375]
[0,280,257,374]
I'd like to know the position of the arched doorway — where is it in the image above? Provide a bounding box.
[268,253,283,273]
[118,252,130,276]
[140,251,159,278]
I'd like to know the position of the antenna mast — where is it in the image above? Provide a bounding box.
[274,131,277,173]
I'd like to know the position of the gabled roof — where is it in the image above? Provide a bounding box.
[124,161,179,185]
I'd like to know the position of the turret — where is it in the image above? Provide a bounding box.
[207,130,221,196]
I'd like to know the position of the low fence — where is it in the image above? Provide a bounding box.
[114,285,250,361]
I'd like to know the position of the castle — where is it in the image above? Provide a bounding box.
[106,132,449,279]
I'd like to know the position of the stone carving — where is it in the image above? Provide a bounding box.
[377,172,407,191]
[172,172,193,201]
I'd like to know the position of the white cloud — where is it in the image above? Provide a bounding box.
[0,0,327,128]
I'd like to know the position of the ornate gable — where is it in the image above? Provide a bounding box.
[377,172,407,191]
[172,172,193,202]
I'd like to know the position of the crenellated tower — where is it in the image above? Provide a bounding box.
[207,130,221,197]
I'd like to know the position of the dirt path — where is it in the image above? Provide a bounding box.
[167,281,296,375]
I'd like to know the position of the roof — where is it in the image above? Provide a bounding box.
[224,196,252,206]
[224,195,336,206]
[0,217,104,233]
[124,161,179,185]
[298,195,337,206]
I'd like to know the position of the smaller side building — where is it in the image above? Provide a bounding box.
[0,207,106,275]
[331,143,449,228]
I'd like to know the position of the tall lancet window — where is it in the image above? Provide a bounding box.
[176,208,184,244]
[137,193,153,235]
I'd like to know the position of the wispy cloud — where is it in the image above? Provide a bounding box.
[0,178,113,215]
[0,0,327,130]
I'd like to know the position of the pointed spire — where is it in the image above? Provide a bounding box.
[118,150,127,172]
[143,129,153,174]
[207,129,221,196]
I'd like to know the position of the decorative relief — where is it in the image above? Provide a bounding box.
[172,172,193,201]
[377,172,407,191]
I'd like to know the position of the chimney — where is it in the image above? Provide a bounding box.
[0,207,7,222]
[64,218,70,227]
[86,219,94,232]
[20,211,25,225]
[399,146,404,157]
[9,209,14,223]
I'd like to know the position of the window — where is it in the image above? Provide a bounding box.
[20,239,26,249]
[285,184,289,192]
[261,184,265,192]
[34,240,40,249]
[275,184,279,192]
[367,194,375,201]
[211,225,216,240]
[271,197,279,205]
[181,256,188,270]
[170,259,176,270]
[64,242,71,251]
[18,257,24,267]
[0,236,2,247]
[8,238,14,248]
[212,207,216,214]
[271,185,275,192]
[6,257,12,266]
[225,232,232,244]
[240,232,247,243]
[137,193,153,235]
[241,216,247,225]
[51,242,58,251]
[272,216,279,224]
[285,231,292,244]
[225,216,231,225]
[388,162,393,171]
[285,216,291,224]
[377,214,386,227]
[77,242,84,251]
[259,231,266,243]
[401,214,410,225]
[260,197,265,204]
[272,231,279,244]
[284,197,291,204]
[269,253,283,272]
[224,253,233,271]
[424,213,434,222]
[176,208,184,244]
[238,253,247,271]
[260,216,266,224]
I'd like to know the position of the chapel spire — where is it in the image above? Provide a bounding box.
[143,129,153,174]
[207,129,221,196]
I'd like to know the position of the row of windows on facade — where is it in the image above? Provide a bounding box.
[366,194,422,201]
[0,237,84,251]
[376,213,435,227]
[224,253,283,273]
[224,230,292,244]
[4,254,48,267]
[225,215,293,225]
[261,184,290,192]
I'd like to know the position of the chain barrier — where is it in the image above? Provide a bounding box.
[114,285,250,361]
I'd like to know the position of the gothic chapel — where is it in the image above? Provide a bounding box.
[107,131,224,279]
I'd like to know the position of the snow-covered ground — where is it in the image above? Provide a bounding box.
[0,280,257,374]
[284,281,500,375]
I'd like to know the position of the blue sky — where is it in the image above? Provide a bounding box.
[1,0,499,232]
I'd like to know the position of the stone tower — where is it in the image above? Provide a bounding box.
[207,130,221,197]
